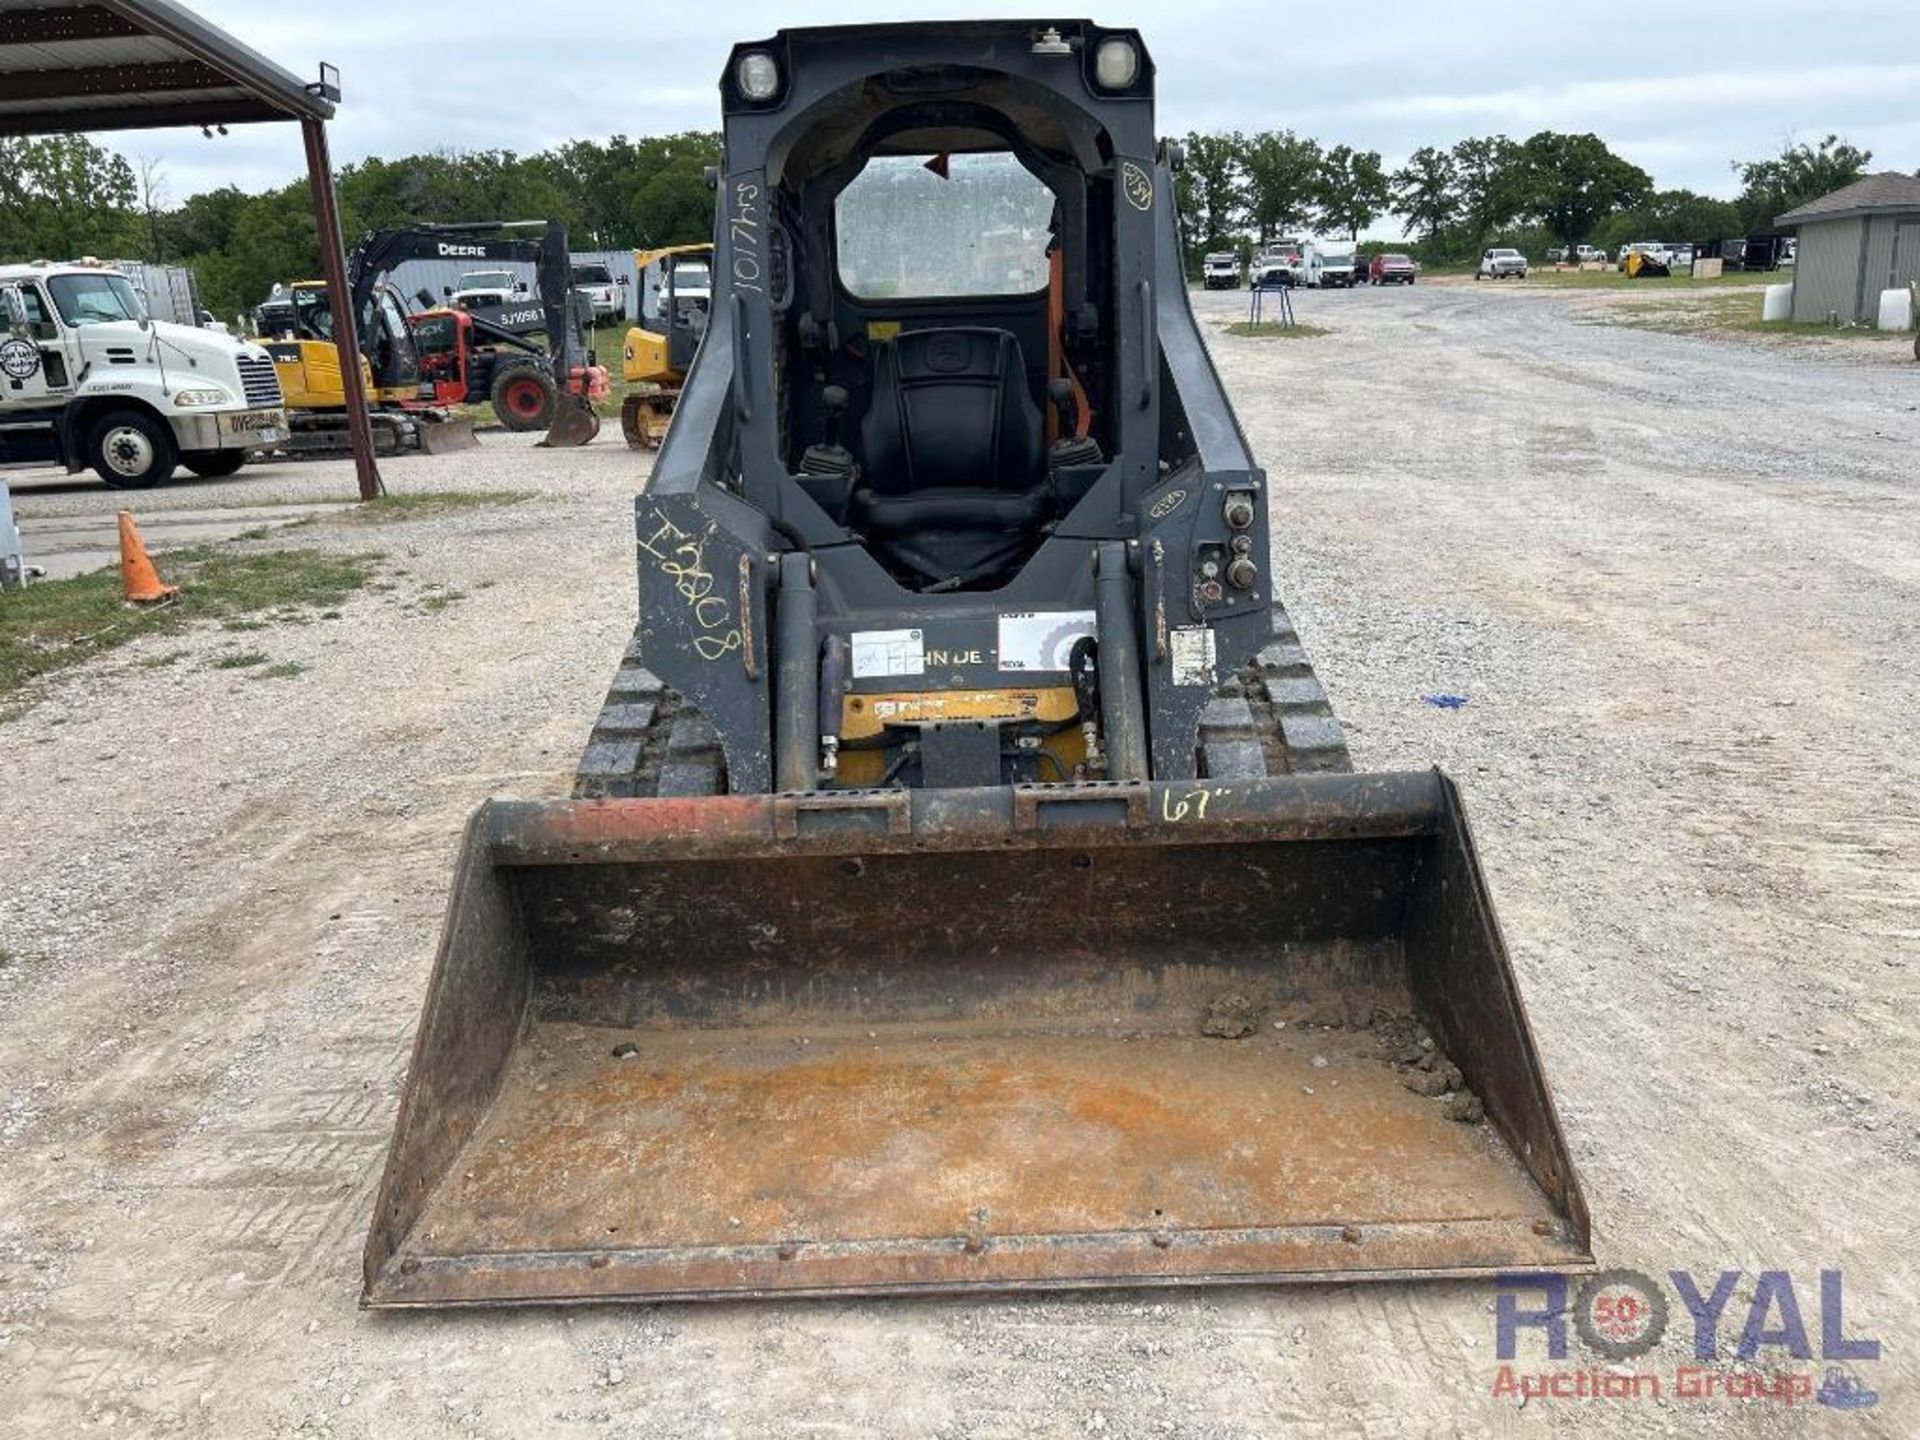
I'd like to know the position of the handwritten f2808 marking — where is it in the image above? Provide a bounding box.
[638,510,743,660]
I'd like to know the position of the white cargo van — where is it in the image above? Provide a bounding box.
[1304,242,1357,289]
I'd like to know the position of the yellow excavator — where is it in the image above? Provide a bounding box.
[257,222,606,453]
[619,243,712,448]
[255,279,442,453]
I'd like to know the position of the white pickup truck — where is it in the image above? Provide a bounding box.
[1,260,286,489]
[446,268,525,311]
[1201,251,1240,289]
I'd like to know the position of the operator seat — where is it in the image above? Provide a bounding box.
[854,327,1048,588]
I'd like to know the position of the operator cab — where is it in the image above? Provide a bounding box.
[638,23,1267,792]
[268,281,419,396]
[806,149,1089,590]
[737,43,1158,594]
[291,284,333,340]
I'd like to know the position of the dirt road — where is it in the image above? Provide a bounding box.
[2,282,1914,1436]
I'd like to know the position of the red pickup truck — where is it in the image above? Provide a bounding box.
[1369,253,1417,285]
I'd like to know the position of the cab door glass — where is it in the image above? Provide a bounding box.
[373,289,420,385]
[642,262,665,323]
[19,284,59,341]
[377,291,408,342]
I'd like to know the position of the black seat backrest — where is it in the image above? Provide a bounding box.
[859,327,1044,495]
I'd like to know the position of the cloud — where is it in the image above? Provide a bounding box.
[1331,63,1920,126]
[68,0,1920,208]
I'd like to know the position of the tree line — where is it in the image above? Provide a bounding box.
[0,132,720,320]
[1175,130,1876,269]
[0,127,1883,315]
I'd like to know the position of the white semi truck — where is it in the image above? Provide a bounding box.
[1,259,287,489]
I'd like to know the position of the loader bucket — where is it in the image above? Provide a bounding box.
[540,396,600,448]
[364,772,1592,1307]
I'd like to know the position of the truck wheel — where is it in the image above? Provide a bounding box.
[491,366,557,432]
[182,450,247,478]
[87,408,177,490]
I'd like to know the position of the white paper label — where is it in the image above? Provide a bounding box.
[851,628,925,679]
[1170,626,1217,686]
[997,611,1096,672]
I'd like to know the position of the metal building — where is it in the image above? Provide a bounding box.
[1778,172,1920,325]
[108,260,206,327]
[386,248,641,322]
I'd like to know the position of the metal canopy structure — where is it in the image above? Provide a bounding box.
[0,0,382,498]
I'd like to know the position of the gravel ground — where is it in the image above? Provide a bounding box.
[1,281,1915,1437]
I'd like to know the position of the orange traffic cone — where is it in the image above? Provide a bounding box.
[118,511,178,605]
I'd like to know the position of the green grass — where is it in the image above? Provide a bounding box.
[210,650,271,670]
[254,661,308,680]
[328,489,536,524]
[1516,269,1773,291]
[591,322,630,360]
[1593,289,1913,341]
[1225,321,1331,339]
[174,494,356,512]
[0,545,377,705]
[1716,313,1910,340]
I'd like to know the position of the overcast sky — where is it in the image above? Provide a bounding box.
[119,0,1920,224]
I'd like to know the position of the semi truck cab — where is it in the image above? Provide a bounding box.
[1,259,285,488]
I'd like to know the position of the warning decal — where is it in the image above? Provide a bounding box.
[851,628,925,679]
[1170,626,1217,686]
[998,611,1096,672]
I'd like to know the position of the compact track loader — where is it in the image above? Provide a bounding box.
[365,20,1593,1307]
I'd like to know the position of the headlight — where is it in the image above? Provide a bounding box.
[172,388,232,407]
[736,50,780,101]
[1094,37,1139,89]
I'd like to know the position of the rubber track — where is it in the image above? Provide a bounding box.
[1195,598,1353,778]
[573,600,1350,798]
[572,634,723,799]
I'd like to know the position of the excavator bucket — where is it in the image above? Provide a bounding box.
[619,391,674,450]
[416,415,478,455]
[364,771,1592,1307]
[540,395,601,448]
